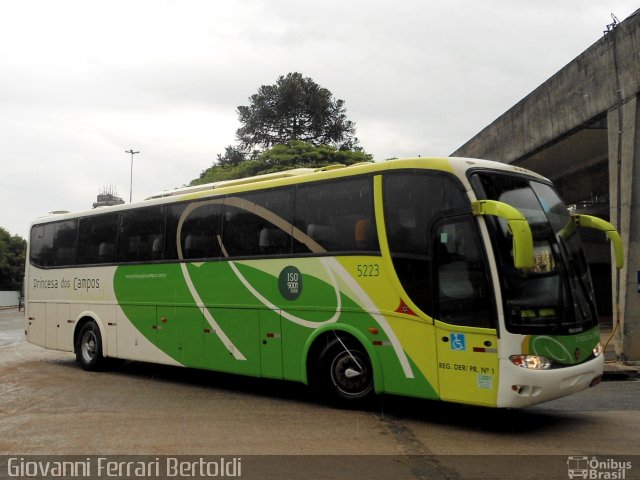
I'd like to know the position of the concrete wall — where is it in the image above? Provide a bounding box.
[0,291,19,307]
[609,96,640,362]
[453,11,640,164]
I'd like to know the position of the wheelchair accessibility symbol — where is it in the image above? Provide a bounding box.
[450,333,466,351]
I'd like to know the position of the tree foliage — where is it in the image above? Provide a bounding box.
[235,72,359,151]
[192,73,371,186]
[193,141,373,185]
[0,227,26,291]
[214,145,251,168]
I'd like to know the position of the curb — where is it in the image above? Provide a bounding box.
[602,363,640,381]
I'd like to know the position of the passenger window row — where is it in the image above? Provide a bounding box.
[30,176,380,267]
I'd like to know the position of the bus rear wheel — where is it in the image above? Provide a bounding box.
[76,321,104,371]
[317,337,374,404]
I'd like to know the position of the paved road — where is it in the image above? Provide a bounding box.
[0,308,24,348]
[1,309,639,479]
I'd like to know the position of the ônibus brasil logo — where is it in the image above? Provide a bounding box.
[567,456,632,479]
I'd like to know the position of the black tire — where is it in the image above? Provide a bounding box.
[317,337,374,404]
[75,321,104,371]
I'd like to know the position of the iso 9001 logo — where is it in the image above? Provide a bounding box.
[567,456,632,479]
[278,266,302,301]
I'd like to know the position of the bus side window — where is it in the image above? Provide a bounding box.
[117,206,165,263]
[259,227,289,254]
[306,224,337,250]
[222,202,260,257]
[354,218,376,250]
[383,171,469,316]
[221,189,294,258]
[52,220,78,266]
[293,177,378,254]
[29,224,54,267]
[177,203,222,260]
[434,218,493,328]
[248,188,294,256]
[77,213,118,264]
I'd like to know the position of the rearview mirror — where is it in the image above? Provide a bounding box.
[472,200,534,270]
[571,214,624,269]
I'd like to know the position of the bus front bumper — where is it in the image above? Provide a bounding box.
[496,354,604,408]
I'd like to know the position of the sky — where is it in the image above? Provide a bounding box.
[1,0,639,240]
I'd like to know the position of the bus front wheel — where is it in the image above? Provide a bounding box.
[317,337,374,404]
[75,321,104,371]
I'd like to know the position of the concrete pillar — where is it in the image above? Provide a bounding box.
[608,94,640,364]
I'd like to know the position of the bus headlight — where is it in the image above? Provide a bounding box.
[593,342,604,357]
[509,355,552,370]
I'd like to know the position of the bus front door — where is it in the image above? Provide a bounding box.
[433,217,499,407]
[435,323,499,406]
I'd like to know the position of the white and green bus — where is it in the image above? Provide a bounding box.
[25,157,623,408]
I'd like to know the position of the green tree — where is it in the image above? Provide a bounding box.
[258,140,371,168]
[215,145,250,168]
[193,141,372,185]
[193,73,371,185]
[0,227,27,291]
[236,72,359,151]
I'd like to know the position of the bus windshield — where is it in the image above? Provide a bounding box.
[470,171,598,335]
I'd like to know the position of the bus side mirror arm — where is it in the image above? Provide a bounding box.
[472,200,534,270]
[571,214,624,269]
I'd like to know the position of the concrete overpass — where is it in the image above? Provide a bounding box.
[452,10,640,364]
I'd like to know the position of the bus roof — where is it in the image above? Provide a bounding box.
[31,157,548,225]
[146,157,547,200]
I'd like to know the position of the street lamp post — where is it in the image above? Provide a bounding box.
[125,149,140,203]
